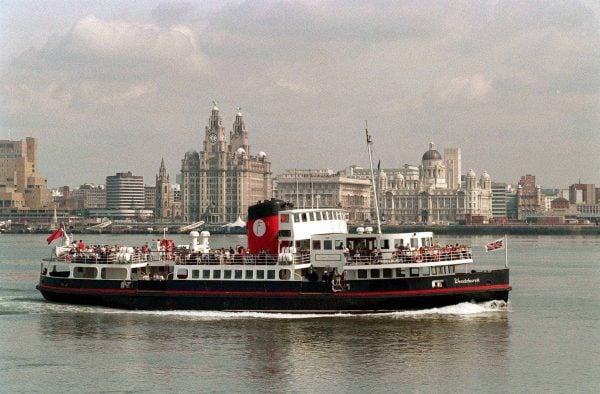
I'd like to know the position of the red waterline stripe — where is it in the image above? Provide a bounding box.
[37,284,510,298]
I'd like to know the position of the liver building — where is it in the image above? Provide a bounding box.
[180,104,272,223]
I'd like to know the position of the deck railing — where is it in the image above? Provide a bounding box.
[345,248,472,266]
[60,248,471,267]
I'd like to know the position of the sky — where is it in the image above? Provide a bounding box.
[1,0,599,189]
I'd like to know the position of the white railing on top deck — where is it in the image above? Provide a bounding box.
[345,248,473,266]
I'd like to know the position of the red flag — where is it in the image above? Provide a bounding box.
[46,228,64,245]
[485,238,504,252]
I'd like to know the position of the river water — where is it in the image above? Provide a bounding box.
[0,233,598,393]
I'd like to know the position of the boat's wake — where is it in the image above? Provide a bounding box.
[2,293,508,320]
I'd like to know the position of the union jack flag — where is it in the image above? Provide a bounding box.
[485,238,504,252]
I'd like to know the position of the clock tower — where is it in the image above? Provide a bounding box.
[181,103,272,224]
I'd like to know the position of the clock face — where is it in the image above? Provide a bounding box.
[208,132,217,143]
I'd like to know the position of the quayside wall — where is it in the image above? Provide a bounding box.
[369,225,600,236]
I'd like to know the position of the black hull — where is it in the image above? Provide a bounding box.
[37,269,510,313]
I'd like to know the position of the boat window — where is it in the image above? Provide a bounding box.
[312,240,321,250]
[49,264,70,278]
[381,239,390,249]
[301,213,308,222]
[370,269,380,279]
[279,230,291,237]
[396,268,406,278]
[267,270,276,279]
[257,270,265,279]
[448,265,455,274]
[294,213,301,222]
[234,270,243,279]
[335,240,344,250]
[245,270,254,279]
[410,268,419,277]
[101,267,127,280]
[279,269,291,280]
[224,270,232,279]
[410,238,419,248]
[73,266,97,279]
[318,211,323,220]
[324,240,332,250]
[192,269,200,279]
[424,237,433,247]
[357,269,367,279]
[280,213,289,223]
[422,267,430,276]
[203,270,211,279]
[213,270,221,279]
[383,268,393,278]
[176,268,188,279]
[394,239,405,249]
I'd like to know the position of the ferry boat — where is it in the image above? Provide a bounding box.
[37,201,510,313]
[36,130,510,313]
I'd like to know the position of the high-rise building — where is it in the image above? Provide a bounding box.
[106,172,144,210]
[181,104,272,223]
[0,137,51,209]
[491,182,511,221]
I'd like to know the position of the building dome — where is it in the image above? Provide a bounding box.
[258,151,267,159]
[236,147,246,156]
[422,142,442,161]
[467,169,476,178]
[480,171,491,180]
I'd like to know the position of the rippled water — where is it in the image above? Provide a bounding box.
[1,234,598,393]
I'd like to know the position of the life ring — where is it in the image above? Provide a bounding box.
[415,254,423,263]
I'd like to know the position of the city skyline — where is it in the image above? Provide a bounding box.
[1,1,599,188]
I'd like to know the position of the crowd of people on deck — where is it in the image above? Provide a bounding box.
[344,243,471,264]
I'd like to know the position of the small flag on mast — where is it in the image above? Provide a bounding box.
[485,238,505,252]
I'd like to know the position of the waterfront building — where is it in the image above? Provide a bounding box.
[274,169,371,223]
[181,104,272,223]
[106,172,144,210]
[88,171,152,219]
[0,137,51,210]
[347,143,492,224]
[70,184,106,209]
[491,182,511,222]
[517,174,544,220]
[443,148,461,190]
[145,186,156,212]
[569,183,596,204]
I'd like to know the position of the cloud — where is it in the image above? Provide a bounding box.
[2,15,207,120]
[1,1,598,188]
[152,2,198,26]
[436,74,494,104]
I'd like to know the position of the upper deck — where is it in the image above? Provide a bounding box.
[277,208,348,242]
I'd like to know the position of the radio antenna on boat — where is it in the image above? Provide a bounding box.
[365,121,382,235]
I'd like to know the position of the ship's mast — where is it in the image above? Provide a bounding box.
[365,122,382,235]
